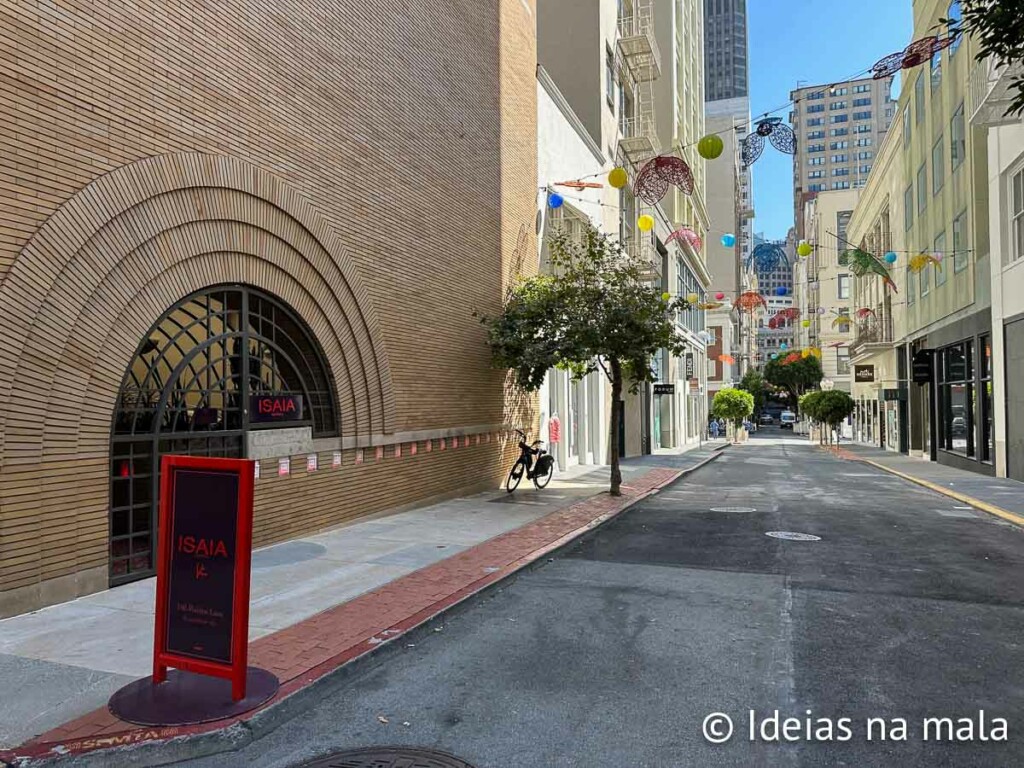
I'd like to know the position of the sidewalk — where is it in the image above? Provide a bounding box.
[832,442,1024,526]
[0,442,722,766]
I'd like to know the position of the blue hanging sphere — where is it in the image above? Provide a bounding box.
[548,192,564,209]
[775,285,787,296]
[780,342,788,351]
[721,233,736,248]
[771,353,779,360]
[884,251,898,264]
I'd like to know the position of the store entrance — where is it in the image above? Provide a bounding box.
[108,286,338,585]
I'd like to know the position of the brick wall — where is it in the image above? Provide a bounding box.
[0,0,537,615]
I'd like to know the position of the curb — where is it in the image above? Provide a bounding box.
[856,458,1024,529]
[3,449,724,768]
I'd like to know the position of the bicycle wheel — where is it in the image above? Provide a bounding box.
[533,460,554,489]
[506,461,525,492]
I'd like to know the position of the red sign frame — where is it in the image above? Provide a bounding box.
[153,455,255,701]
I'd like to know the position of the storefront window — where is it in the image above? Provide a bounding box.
[981,336,993,462]
[938,341,974,457]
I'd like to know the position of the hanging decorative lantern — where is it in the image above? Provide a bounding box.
[698,134,725,160]
[832,314,853,328]
[746,242,789,272]
[933,251,944,263]
[741,118,797,167]
[718,354,736,364]
[780,342,789,351]
[721,234,736,248]
[715,291,725,300]
[909,252,941,273]
[802,319,811,327]
[775,286,788,296]
[633,155,695,205]
[667,225,703,252]
[637,214,655,232]
[548,192,564,209]
[699,301,724,310]
[871,33,959,80]
[797,242,813,257]
[844,248,898,292]
[856,307,876,319]
[608,167,629,189]
[884,251,898,264]
[661,292,672,302]
[686,292,699,304]
[734,291,768,313]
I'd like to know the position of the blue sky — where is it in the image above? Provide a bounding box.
[748,0,914,241]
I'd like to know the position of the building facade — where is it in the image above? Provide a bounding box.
[790,76,897,239]
[0,0,538,616]
[703,0,748,102]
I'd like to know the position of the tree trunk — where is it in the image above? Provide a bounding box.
[609,358,623,496]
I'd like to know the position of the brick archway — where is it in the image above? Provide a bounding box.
[0,153,395,606]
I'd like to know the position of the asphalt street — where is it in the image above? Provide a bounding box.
[180,430,1024,768]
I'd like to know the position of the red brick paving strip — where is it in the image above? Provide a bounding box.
[5,467,682,763]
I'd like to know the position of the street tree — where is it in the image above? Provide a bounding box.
[711,388,754,443]
[737,369,767,417]
[943,0,1024,118]
[763,354,823,414]
[479,230,691,496]
[801,390,855,445]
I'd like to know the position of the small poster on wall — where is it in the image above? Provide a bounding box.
[254,460,260,480]
[306,454,318,472]
[278,457,290,477]
[332,451,342,467]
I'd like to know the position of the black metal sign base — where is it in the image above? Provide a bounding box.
[108,666,279,726]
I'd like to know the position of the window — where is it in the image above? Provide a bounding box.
[837,347,851,374]
[948,1,963,56]
[938,341,975,457]
[830,141,849,150]
[915,75,925,124]
[950,103,966,170]
[903,104,912,146]
[830,101,847,111]
[830,128,849,137]
[830,114,848,124]
[808,143,825,152]
[605,45,615,109]
[832,168,850,176]
[807,130,825,140]
[932,136,945,195]
[857,151,873,160]
[808,170,824,179]
[953,209,969,272]
[808,157,825,166]
[853,111,872,120]
[833,87,848,96]
[860,165,872,174]
[809,183,825,192]
[1014,167,1024,262]
[904,185,914,230]
[807,90,825,100]
[831,154,848,163]
[935,230,947,287]
[854,123,872,134]
[930,48,943,90]
[838,307,851,333]
[838,274,851,299]
[831,181,851,190]
[618,83,633,133]
[856,138,873,147]
[853,97,872,107]
[808,117,824,127]
[917,164,927,213]
[807,104,825,113]
[920,256,930,297]
[854,84,871,94]
[907,269,916,303]
[981,334,993,462]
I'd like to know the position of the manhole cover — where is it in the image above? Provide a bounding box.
[765,531,821,541]
[710,506,757,513]
[300,747,476,768]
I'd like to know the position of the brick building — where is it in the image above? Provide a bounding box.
[0,1,537,616]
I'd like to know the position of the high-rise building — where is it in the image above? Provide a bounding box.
[790,76,897,239]
[703,0,748,102]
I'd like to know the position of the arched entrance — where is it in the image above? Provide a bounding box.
[109,285,338,584]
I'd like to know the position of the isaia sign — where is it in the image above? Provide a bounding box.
[250,394,303,423]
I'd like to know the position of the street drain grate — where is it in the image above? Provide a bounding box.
[299,747,477,768]
[765,531,821,541]
[710,506,757,513]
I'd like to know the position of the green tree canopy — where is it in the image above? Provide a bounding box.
[763,355,823,414]
[800,389,854,445]
[479,230,691,495]
[737,369,767,416]
[711,388,754,442]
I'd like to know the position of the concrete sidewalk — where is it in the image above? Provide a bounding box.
[0,442,720,764]
[834,442,1024,525]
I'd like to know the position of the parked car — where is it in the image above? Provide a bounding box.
[759,413,774,426]
[779,410,797,430]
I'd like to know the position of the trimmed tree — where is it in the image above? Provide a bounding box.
[479,230,691,496]
[737,369,767,417]
[763,354,823,415]
[816,390,856,444]
[711,388,754,443]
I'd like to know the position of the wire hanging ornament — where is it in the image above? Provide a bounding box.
[699,301,724,310]
[633,155,695,205]
[741,118,796,167]
[871,33,958,79]
[746,241,790,272]
[734,291,768,313]
[909,252,942,273]
[666,225,703,252]
[843,248,898,293]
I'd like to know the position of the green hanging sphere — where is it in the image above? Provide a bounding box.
[698,134,724,160]
[797,242,813,257]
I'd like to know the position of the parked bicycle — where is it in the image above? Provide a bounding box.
[506,428,555,492]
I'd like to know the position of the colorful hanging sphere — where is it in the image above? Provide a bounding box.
[715,292,725,300]
[661,292,671,302]
[802,349,811,358]
[771,353,779,360]
[638,214,655,232]
[797,242,813,257]
[780,342,788,351]
[802,319,811,327]
[548,192,564,209]
[884,251,898,264]
[775,286,787,296]
[698,134,725,160]
[933,251,944,263]
[608,167,629,189]
[686,292,699,303]
[817,307,826,315]
[721,234,736,248]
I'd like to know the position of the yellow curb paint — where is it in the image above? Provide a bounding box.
[859,458,1024,529]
